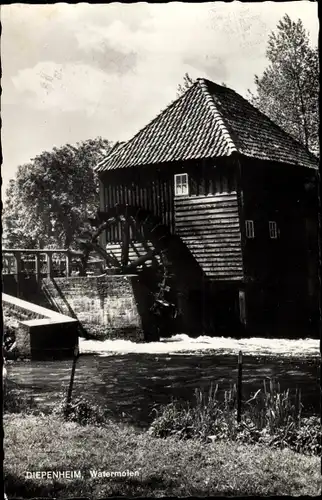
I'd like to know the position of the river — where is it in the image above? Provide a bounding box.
[7,334,320,428]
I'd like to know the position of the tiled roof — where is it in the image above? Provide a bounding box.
[96,78,318,172]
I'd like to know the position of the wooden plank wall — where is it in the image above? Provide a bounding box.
[238,157,319,335]
[102,168,175,241]
[240,158,313,289]
[174,192,243,280]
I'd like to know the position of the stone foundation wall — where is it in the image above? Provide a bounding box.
[41,276,147,341]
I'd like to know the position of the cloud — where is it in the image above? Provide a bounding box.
[7,1,319,140]
[6,2,319,96]
[12,62,112,115]
[1,1,319,193]
[10,56,194,140]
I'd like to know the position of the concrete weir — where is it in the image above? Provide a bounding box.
[2,293,79,359]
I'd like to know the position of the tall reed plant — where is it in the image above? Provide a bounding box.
[149,379,320,456]
[244,380,302,433]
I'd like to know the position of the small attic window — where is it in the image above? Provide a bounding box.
[174,173,189,196]
[269,221,278,239]
[245,220,255,239]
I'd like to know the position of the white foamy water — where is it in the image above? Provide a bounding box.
[79,334,320,358]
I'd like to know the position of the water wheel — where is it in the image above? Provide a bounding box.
[76,204,178,338]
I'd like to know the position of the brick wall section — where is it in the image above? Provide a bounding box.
[41,276,147,342]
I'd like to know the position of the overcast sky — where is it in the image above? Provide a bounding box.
[1,1,319,194]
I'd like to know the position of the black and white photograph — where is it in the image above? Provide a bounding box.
[1,1,320,498]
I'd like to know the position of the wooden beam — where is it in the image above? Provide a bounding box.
[2,248,81,254]
[121,219,130,267]
[65,252,71,277]
[125,249,157,270]
[91,241,120,268]
[98,178,107,249]
[14,251,22,275]
[35,254,41,282]
[46,253,52,277]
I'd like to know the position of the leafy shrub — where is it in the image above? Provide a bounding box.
[52,395,108,426]
[149,384,236,441]
[149,380,321,456]
[290,416,321,456]
[3,314,19,353]
[149,400,197,439]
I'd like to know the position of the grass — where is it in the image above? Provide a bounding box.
[3,379,38,414]
[3,379,321,497]
[3,413,321,498]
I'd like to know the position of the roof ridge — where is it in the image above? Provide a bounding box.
[205,79,319,162]
[96,83,199,171]
[197,78,237,156]
[95,76,318,172]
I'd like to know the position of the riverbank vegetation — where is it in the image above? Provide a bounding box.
[149,381,321,457]
[50,380,321,457]
[3,381,321,498]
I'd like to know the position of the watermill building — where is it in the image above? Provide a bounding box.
[95,78,319,338]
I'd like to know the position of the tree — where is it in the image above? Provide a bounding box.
[3,137,111,249]
[249,14,319,155]
[176,73,228,97]
[176,72,195,97]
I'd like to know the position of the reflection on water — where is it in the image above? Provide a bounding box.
[7,335,320,429]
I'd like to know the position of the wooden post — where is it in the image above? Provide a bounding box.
[121,216,130,266]
[237,350,243,423]
[14,252,21,297]
[46,252,52,277]
[7,256,12,274]
[99,178,107,249]
[14,251,21,274]
[65,252,70,277]
[64,344,79,418]
[35,253,41,283]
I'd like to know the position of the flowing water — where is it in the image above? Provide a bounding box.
[7,334,320,429]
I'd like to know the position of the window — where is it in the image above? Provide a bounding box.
[174,173,189,196]
[245,220,254,239]
[269,221,278,239]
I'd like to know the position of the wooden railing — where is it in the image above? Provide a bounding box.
[2,248,83,279]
